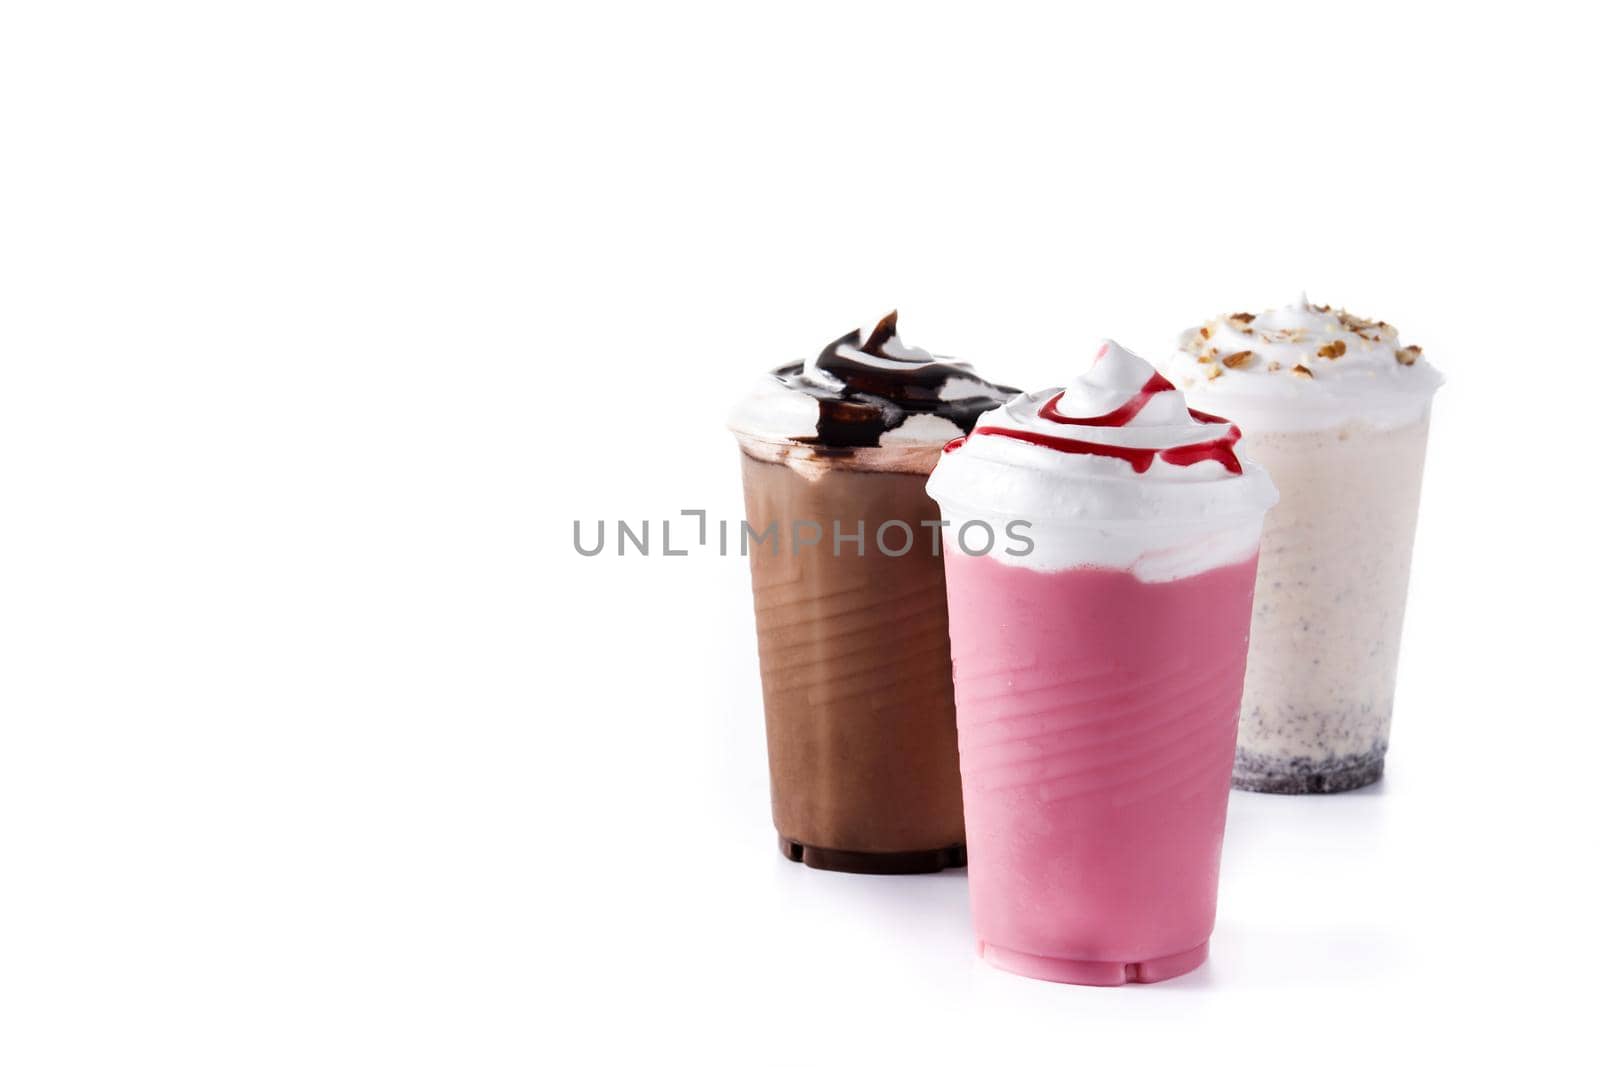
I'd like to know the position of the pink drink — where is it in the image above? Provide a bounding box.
[927,341,1277,985]
[943,553,1259,984]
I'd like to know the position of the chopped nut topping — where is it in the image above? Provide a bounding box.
[1291,364,1314,379]
[1317,340,1348,359]
[1204,364,1223,380]
[1222,350,1255,369]
[1229,312,1256,324]
[1396,345,1422,366]
[1195,354,1214,364]
[1199,326,1212,339]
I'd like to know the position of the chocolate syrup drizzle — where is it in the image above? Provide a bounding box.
[771,311,1018,448]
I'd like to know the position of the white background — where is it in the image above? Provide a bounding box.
[3,2,1597,1063]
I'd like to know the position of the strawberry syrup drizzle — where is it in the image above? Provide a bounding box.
[958,371,1245,475]
[1037,370,1175,426]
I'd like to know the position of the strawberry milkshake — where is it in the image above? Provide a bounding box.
[927,342,1277,985]
[1167,299,1443,793]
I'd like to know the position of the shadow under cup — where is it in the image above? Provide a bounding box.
[733,435,965,875]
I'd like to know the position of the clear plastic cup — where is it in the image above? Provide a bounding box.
[937,511,1267,984]
[732,433,966,874]
[1229,407,1434,793]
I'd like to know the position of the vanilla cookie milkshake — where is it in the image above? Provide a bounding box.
[1167,299,1443,793]
[928,342,1277,985]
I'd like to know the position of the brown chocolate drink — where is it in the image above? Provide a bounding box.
[728,313,1016,874]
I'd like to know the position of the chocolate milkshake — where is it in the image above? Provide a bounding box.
[1167,298,1443,793]
[728,312,1016,873]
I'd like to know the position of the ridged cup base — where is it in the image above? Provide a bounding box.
[778,835,966,875]
[977,939,1209,986]
[1232,750,1385,794]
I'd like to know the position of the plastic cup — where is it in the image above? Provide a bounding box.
[938,513,1266,984]
[1229,407,1434,793]
[732,434,966,874]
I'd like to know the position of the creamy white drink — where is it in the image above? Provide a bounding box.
[1167,299,1443,793]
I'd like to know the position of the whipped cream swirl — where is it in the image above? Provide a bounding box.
[1166,296,1443,432]
[727,311,1018,449]
[927,341,1278,579]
